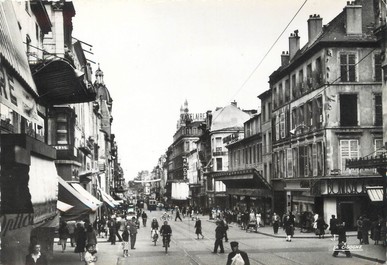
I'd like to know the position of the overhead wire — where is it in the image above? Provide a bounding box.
[229,0,309,102]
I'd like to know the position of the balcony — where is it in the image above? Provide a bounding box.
[52,144,82,163]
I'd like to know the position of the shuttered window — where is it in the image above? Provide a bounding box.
[340,140,359,174]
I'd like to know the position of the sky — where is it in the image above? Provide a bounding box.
[71,0,348,180]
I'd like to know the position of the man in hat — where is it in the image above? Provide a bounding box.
[129,217,138,249]
[226,241,250,265]
[212,221,225,253]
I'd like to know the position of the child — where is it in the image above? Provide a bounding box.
[121,225,130,257]
[84,244,97,265]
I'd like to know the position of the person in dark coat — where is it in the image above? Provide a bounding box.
[25,243,48,265]
[58,220,69,252]
[329,215,338,241]
[283,215,293,242]
[74,222,87,261]
[107,216,117,245]
[226,241,250,265]
[129,217,138,249]
[194,217,204,239]
[361,215,371,244]
[316,216,327,239]
[175,207,182,221]
[332,222,351,258]
[212,221,225,253]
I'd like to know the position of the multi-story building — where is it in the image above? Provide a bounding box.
[166,100,206,206]
[214,114,272,224]
[269,0,383,228]
[201,101,252,209]
[1,1,122,263]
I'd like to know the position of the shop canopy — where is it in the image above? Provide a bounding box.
[58,177,100,221]
[98,189,120,208]
[57,200,73,212]
[366,186,384,202]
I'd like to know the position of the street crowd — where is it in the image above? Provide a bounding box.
[27,205,386,265]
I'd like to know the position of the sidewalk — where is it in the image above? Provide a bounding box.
[218,220,386,264]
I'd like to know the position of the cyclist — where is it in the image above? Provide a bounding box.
[159,221,172,247]
[151,218,159,242]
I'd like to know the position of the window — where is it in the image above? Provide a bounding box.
[340,94,358,126]
[315,97,323,129]
[287,148,293,178]
[340,140,359,174]
[216,158,222,171]
[215,137,222,152]
[315,57,323,84]
[307,63,313,89]
[185,141,190,152]
[292,147,298,178]
[56,114,68,145]
[298,146,307,177]
[279,83,283,105]
[340,54,356,82]
[317,142,324,176]
[292,108,297,130]
[307,101,313,127]
[280,113,285,138]
[374,139,384,156]
[291,74,296,98]
[262,104,266,122]
[374,94,382,126]
[285,79,290,102]
[299,69,304,94]
[375,54,382,82]
[298,105,304,126]
[273,86,278,108]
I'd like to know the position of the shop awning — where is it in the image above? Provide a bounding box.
[70,183,103,207]
[31,58,96,105]
[98,189,119,208]
[366,186,383,202]
[58,177,99,221]
[213,168,272,191]
[57,200,74,212]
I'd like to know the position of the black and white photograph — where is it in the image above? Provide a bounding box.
[0,0,386,264]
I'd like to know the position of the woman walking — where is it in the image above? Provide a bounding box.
[283,215,293,242]
[58,221,70,252]
[316,216,327,239]
[194,217,204,239]
[86,224,98,250]
[74,222,87,261]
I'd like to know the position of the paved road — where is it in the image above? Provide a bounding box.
[108,210,382,265]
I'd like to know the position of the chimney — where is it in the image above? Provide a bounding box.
[281,51,289,66]
[307,14,323,43]
[231,100,237,107]
[289,30,300,60]
[345,1,362,35]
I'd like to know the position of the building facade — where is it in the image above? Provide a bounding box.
[269,0,383,228]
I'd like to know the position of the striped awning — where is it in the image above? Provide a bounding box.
[366,186,384,202]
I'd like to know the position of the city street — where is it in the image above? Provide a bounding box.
[53,210,385,265]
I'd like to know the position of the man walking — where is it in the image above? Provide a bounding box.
[226,241,250,265]
[212,221,224,254]
[129,217,138,249]
[175,207,182,221]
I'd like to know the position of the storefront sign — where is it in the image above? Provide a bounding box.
[1,213,34,237]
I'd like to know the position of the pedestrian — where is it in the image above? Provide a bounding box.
[175,207,182,221]
[212,221,225,254]
[194,217,204,239]
[371,216,382,245]
[283,215,293,242]
[356,216,363,244]
[272,212,280,234]
[25,243,48,265]
[83,244,98,265]
[58,220,70,253]
[67,220,76,247]
[151,217,160,242]
[85,224,98,251]
[141,211,148,227]
[332,222,351,258]
[129,217,138,249]
[226,241,250,265]
[329,215,338,241]
[107,215,116,245]
[222,219,229,242]
[115,216,123,242]
[121,225,130,257]
[74,222,87,261]
[316,216,327,239]
[361,215,370,245]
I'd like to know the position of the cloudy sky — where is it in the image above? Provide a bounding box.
[72,0,347,180]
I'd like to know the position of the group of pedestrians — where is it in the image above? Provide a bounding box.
[356,214,386,246]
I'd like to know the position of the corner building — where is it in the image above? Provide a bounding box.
[269,0,383,228]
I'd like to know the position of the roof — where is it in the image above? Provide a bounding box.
[210,104,251,132]
[269,1,378,82]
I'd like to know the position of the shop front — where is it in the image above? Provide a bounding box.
[1,134,59,264]
[213,169,272,224]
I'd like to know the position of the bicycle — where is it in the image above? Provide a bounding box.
[160,212,172,221]
[162,234,171,253]
[151,229,159,246]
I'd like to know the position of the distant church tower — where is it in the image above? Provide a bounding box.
[177,99,190,129]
